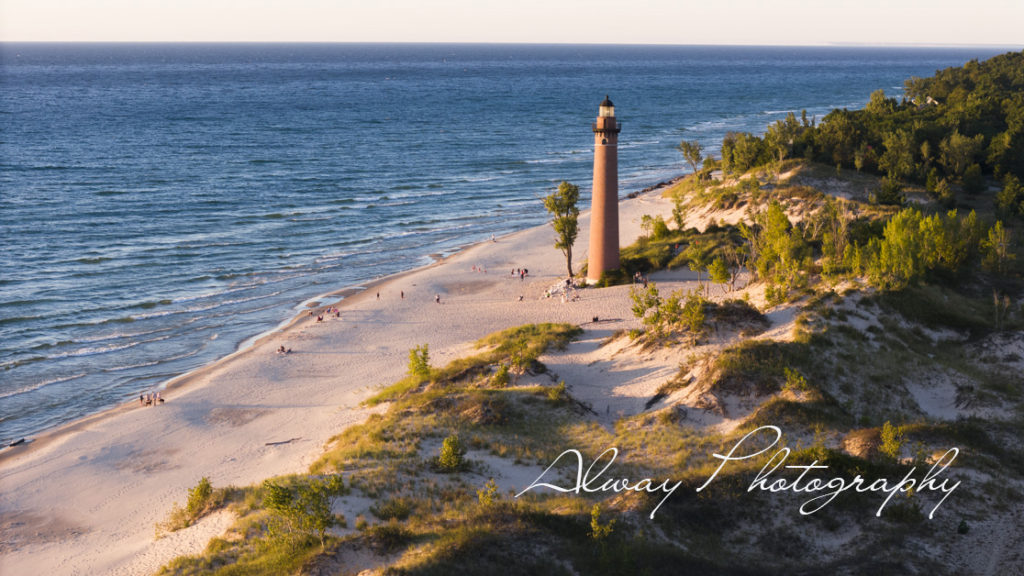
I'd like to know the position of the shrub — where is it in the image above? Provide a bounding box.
[783,367,809,392]
[873,177,905,206]
[491,363,510,387]
[156,476,221,536]
[962,163,985,194]
[262,478,338,550]
[438,434,466,471]
[186,476,214,519]
[477,478,499,509]
[652,215,671,240]
[408,344,431,381]
[547,381,569,405]
[589,504,615,542]
[880,421,904,460]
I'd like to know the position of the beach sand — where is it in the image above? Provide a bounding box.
[0,186,694,575]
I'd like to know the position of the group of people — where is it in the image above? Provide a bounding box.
[512,267,529,281]
[139,392,163,406]
[311,306,341,323]
[277,345,292,354]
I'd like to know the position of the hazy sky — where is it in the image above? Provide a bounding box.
[2,0,1023,45]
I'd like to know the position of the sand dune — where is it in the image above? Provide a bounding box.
[0,187,695,575]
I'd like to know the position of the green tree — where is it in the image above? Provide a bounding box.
[262,479,337,550]
[818,198,851,276]
[651,215,670,240]
[867,208,925,290]
[671,190,688,230]
[685,241,711,294]
[995,175,1024,217]
[477,478,499,509]
[544,181,581,277]
[678,139,704,175]
[765,113,802,169]
[708,256,730,293]
[816,110,860,167]
[962,164,985,194]
[629,283,662,332]
[982,220,1015,275]
[940,131,985,178]
[408,344,431,381]
[640,214,653,239]
[879,129,916,181]
[589,504,615,542]
[721,132,766,175]
[880,421,905,461]
[185,477,213,520]
[491,363,510,387]
[750,200,808,292]
[866,89,897,115]
[439,434,466,471]
[681,291,706,345]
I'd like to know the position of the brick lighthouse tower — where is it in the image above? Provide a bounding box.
[587,95,621,283]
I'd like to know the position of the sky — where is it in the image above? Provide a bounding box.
[2,0,1023,46]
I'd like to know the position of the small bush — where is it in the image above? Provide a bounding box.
[873,177,905,206]
[589,504,615,541]
[438,434,466,471]
[262,478,338,550]
[880,421,904,460]
[783,367,809,393]
[156,476,222,536]
[547,381,569,405]
[477,478,499,509]
[491,363,510,387]
[408,344,432,381]
[186,476,214,519]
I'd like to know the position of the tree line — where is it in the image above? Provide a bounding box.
[687,50,1024,214]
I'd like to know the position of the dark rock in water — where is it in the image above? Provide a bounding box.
[9,438,26,447]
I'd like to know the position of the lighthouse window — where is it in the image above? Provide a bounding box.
[601,138,607,145]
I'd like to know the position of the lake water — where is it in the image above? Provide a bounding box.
[0,43,1008,442]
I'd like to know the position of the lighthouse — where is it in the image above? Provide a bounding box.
[587,95,621,283]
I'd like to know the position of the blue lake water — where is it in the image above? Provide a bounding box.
[0,43,1010,442]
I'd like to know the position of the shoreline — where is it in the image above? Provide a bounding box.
[0,177,685,575]
[0,228,522,466]
[0,178,681,467]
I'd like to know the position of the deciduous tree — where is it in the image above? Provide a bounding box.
[544,181,581,277]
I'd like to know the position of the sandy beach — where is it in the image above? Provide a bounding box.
[0,185,694,575]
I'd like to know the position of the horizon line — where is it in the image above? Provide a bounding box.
[1,40,1022,50]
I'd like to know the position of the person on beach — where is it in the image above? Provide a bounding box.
[139,394,144,406]
[376,291,380,300]
[435,293,441,304]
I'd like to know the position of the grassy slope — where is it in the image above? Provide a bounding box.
[157,162,1024,575]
